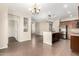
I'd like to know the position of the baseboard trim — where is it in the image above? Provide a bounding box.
[17,39,31,42]
[0,44,8,49]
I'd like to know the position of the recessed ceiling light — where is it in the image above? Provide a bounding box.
[67,11,71,14]
[48,11,51,14]
[70,15,73,17]
[64,4,68,8]
[53,8,55,10]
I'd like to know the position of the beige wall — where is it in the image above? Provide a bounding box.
[31,21,50,35]
[39,21,49,35]
[0,4,8,49]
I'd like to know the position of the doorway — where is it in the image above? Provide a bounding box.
[8,14,19,44]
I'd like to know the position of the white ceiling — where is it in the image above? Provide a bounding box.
[7,3,79,21]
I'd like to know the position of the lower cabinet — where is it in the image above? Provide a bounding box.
[71,36,79,52]
[52,32,61,43]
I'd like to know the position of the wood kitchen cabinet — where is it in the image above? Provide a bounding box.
[52,32,61,43]
[71,35,79,52]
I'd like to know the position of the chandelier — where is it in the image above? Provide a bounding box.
[48,14,51,19]
[48,11,52,21]
[29,3,40,15]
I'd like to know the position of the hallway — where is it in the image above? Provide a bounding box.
[0,35,78,56]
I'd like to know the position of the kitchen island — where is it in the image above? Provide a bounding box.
[43,31,61,45]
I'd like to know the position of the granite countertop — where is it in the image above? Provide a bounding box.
[70,32,79,36]
[52,32,60,33]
